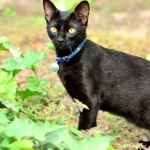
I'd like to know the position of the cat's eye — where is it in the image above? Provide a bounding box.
[68,28,76,34]
[50,27,57,33]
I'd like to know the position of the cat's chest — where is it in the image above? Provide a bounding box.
[58,63,87,99]
[58,62,82,86]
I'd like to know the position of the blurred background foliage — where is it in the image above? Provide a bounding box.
[50,0,93,10]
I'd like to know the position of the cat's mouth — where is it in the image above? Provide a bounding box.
[55,41,70,51]
[56,41,66,48]
[55,39,71,49]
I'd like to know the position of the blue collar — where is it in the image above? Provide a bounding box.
[56,39,86,63]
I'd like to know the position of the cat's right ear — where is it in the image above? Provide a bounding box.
[43,0,58,22]
[73,1,90,25]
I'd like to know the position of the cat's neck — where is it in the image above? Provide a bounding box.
[55,38,86,57]
[55,47,72,57]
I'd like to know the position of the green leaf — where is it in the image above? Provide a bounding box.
[23,51,46,70]
[31,122,52,141]
[0,98,19,111]
[79,136,115,150]
[26,76,48,89]
[17,89,42,100]
[43,127,80,150]
[46,42,55,50]
[0,138,11,147]
[0,51,46,76]
[20,108,45,122]
[41,127,114,150]
[5,118,52,142]
[17,77,48,100]
[0,58,25,75]
[68,125,83,137]
[0,36,12,50]
[2,7,16,17]
[0,112,10,124]
[9,48,22,58]
[107,146,116,150]
[45,124,68,133]
[8,140,34,150]
[0,69,17,103]
[4,118,35,140]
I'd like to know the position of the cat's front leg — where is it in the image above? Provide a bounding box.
[78,104,99,130]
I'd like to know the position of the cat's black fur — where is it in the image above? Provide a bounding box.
[43,0,150,147]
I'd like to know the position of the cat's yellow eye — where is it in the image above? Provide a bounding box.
[68,28,76,34]
[50,27,57,33]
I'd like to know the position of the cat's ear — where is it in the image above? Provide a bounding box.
[73,1,90,25]
[43,0,58,22]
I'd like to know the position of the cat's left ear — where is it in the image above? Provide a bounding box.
[73,1,90,25]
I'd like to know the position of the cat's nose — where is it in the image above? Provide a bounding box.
[57,36,65,44]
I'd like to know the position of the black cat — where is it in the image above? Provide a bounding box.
[43,0,150,147]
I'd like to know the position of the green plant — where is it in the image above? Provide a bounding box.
[0,112,115,150]
[0,36,47,112]
[46,42,55,50]
[2,7,16,17]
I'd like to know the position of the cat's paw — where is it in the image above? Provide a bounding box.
[138,148,145,150]
[139,140,150,149]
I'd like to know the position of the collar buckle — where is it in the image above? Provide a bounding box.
[63,56,70,62]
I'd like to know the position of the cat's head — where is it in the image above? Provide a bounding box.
[43,0,90,56]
